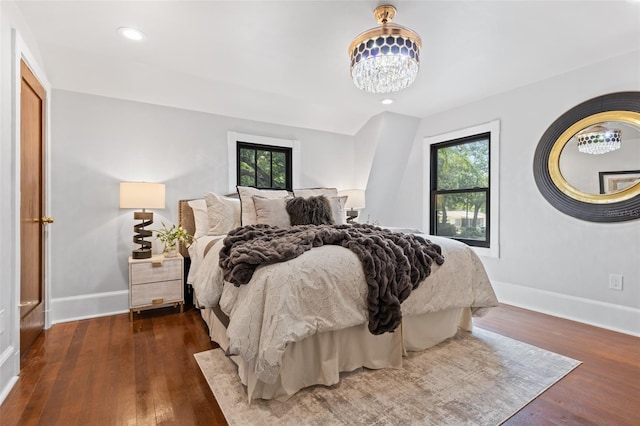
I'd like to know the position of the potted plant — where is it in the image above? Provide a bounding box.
[154,222,195,257]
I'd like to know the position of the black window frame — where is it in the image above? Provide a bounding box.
[236,141,293,191]
[430,132,491,248]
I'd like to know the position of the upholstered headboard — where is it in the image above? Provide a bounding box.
[178,199,196,258]
[178,193,239,258]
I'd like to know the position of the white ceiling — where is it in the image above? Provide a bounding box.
[13,0,640,135]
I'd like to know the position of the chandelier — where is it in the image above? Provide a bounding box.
[349,5,422,94]
[576,125,622,155]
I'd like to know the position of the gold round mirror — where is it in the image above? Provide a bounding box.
[549,111,640,204]
[533,92,640,222]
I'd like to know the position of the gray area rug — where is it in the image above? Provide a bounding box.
[194,327,580,425]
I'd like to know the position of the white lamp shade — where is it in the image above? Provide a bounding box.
[339,189,366,210]
[119,182,166,209]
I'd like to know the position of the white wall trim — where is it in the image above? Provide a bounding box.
[50,290,129,324]
[492,280,640,337]
[0,377,19,407]
[10,30,52,378]
[0,346,19,405]
[423,119,501,259]
[227,131,301,194]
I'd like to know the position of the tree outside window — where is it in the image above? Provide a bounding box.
[430,133,490,247]
[237,142,292,190]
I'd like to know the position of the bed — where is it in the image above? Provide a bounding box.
[180,190,498,401]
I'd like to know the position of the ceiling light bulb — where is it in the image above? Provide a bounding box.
[118,27,145,41]
[381,98,394,105]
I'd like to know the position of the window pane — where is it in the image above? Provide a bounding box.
[436,139,489,190]
[256,150,272,188]
[239,148,254,163]
[271,152,286,189]
[239,148,256,186]
[434,192,487,241]
[237,142,292,190]
[239,173,254,187]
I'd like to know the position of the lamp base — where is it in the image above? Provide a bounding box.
[132,248,152,259]
[132,210,154,259]
[346,209,358,224]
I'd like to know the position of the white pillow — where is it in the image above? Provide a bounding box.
[253,196,291,228]
[237,186,290,225]
[293,188,338,199]
[329,195,348,225]
[187,199,208,238]
[204,192,241,235]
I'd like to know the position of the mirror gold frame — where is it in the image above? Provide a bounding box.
[534,91,640,222]
[548,110,640,204]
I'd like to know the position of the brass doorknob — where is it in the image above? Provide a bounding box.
[41,216,55,224]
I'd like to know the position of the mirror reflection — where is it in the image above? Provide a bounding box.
[559,121,640,195]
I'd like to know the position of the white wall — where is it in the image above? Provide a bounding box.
[49,90,355,311]
[354,112,421,227]
[367,51,640,334]
[0,0,9,405]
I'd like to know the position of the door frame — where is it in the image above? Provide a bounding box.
[11,30,52,367]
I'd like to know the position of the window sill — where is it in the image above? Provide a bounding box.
[471,245,499,259]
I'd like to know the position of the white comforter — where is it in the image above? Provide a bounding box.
[193,234,497,384]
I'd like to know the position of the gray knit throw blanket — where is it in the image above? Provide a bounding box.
[219,224,445,335]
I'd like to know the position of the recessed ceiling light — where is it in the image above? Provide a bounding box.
[118,27,145,41]
[381,98,394,105]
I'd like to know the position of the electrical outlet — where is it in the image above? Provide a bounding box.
[0,309,5,334]
[609,274,623,291]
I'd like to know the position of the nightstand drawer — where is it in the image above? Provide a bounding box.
[130,259,182,284]
[130,280,182,307]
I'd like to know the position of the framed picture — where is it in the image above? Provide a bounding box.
[599,170,640,194]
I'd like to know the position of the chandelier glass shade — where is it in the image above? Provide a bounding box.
[576,125,622,155]
[349,5,421,94]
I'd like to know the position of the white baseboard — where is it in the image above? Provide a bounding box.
[51,290,129,324]
[0,346,19,405]
[492,281,640,337]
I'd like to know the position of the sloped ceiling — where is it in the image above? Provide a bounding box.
[14,0,640,135]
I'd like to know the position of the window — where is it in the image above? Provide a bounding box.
[227,132,300,194]
[430,133,490,247]
[424,120,499,258]
[237,142,292,190]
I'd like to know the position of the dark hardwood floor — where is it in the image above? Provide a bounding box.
[1,303,638,425]
[475,305,640,425]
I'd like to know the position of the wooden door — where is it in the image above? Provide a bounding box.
[20,59,48,357]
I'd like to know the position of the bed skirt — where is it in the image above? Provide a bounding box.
[200,307,470,400]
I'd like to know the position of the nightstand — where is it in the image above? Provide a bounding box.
[129,253,184,320]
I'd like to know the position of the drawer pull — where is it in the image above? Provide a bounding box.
[152,261,163,267]
[152,298,164,305]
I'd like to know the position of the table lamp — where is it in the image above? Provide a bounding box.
[339,189,366,223]
[120,182,165,259]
